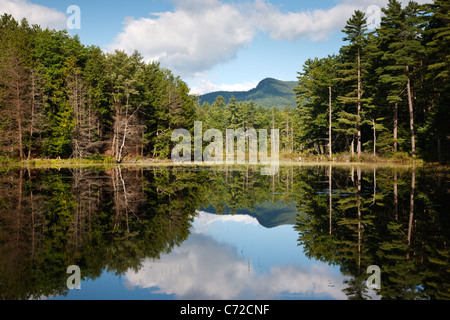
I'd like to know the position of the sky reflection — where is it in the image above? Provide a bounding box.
[123,211,351,300]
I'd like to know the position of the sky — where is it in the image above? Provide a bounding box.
[0,0,433,95]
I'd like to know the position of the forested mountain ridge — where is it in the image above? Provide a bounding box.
[199,78,297,108]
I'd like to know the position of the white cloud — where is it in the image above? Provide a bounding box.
[124,233,352,300]
[108,0,435,81]
[0,0,67,30]
[123,211,369,300]
[253,0,434,41]
[108,0,256,79]
[250,0,356,42]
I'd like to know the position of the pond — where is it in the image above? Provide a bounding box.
[0,163,449,300]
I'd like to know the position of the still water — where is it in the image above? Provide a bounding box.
[0,164,449,300]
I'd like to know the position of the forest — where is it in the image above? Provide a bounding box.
[0,0,449,164]
[293,0,449,162]
[0,13,197,163]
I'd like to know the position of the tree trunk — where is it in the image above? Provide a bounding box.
[17,169,23,246]
[394,170,398,220]
[286,116,289,154]
[28,71,36,161]
[357,166,362,272]
[351,137,355,157]
[407,167,415,259]
[394,103,398,153]
[329,86,332,159]
[373,119,376,157]
[291,121,294,154]
[16,81,24,161]
[373,167,377,205]
[117,104,129,163]
[329,164,332,235]
[357,48,362,157]
[406,66,416,158]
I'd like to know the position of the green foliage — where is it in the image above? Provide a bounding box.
[294,1,450,161]
[0,1,449,163]
[294,55,338,153]
[0,14,198,162]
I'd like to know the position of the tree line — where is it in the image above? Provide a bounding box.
[294,0,449,162]
[198,96,297,155]
[0,14,197,162]
[1,0,448,163]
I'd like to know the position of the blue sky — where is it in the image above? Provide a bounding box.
[0,0,433,94]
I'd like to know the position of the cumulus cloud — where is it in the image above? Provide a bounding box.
[108,0,255,79]
[122,211,374,300]
[251,0,434,41]
[250,0,355,42]
[124,233,351,300]
[107,0,433,80]
[0,0,67,29]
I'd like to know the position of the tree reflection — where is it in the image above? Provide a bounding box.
[295,165,450,300]
[0,164,449,300]
[0,166,209,299]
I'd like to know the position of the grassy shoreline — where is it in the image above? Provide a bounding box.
[1,155,447,170]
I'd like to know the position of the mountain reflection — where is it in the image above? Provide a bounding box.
[0,164,449,300]
[124,213,350,300]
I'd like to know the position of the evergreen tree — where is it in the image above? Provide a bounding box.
[295,55,338,156]
[336,10,369,158]
[377,0,426,158]
[422,0,450,161]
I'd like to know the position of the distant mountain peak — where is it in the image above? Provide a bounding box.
[257,77,281,86]
[199,78,297,108]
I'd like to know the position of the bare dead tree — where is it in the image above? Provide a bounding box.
[0,48,32,160]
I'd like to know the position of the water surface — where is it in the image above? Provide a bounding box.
[0,164,448,300]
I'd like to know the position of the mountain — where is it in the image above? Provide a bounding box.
[199,78,297,108]
[201,199,300,229]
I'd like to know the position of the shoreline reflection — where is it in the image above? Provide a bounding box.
[0,165,448,300]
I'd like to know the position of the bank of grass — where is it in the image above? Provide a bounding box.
[0,155,175,170]
[287,151,427,165]
[0,152,446,170]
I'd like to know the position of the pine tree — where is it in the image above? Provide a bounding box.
[336,10,369,158]
[377,0,426,158]
[83,46,110,154]
[423,0,450,161]
[295,56,338,156]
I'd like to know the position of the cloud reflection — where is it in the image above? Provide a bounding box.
[124,213,352,300]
